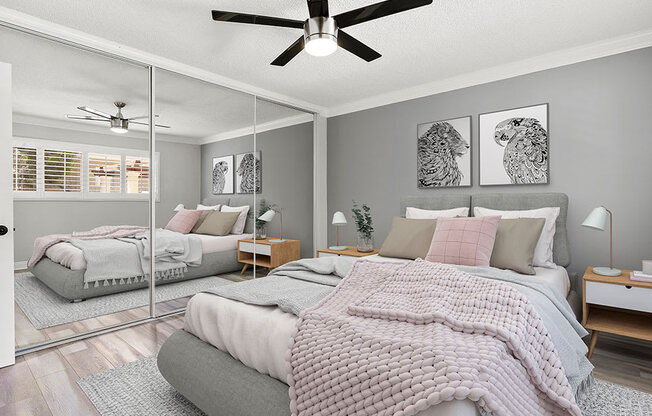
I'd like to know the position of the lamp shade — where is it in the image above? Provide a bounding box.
[258,209,276,222]
[173,204,184,212]
[332,211,347,226]
[582,206,608,231]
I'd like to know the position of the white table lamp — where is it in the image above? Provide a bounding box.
[582,206,621,276]
[174,204,184,212]
[258,209,284,243]
[329,211,347,251]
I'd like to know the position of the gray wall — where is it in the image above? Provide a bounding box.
[201,122,314,258]
[13,123,200,261]
[328,47,652,274]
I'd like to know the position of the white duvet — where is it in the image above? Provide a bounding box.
[183,256,570,416]
[44,233,252,270]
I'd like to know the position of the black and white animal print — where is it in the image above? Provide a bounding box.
[494,118,548,184]
[237,153,261,193]
[417,122,469,188]
[212,161,229,194]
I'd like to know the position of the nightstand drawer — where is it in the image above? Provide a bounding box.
[239,242,271,256]
[586,281,652,313]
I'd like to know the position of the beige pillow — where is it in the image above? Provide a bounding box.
[379,217,438,260]
[194,211,240,236]
[190,210,213,233]
[490,218,546,275]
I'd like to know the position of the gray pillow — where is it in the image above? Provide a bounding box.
[191,210,213,234]
[380,217,438,260]
[490,218,545,275]
[194,211,240,236]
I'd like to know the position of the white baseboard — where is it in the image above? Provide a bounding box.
[14,261,27,271]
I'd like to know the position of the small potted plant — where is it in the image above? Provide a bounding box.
[255,199,277,239]
[352,201,374,252]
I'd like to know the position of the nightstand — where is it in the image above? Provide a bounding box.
[316,246,380,258]
[237,238,300,275]
[582,267,652,358]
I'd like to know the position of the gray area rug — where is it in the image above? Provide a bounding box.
[15,272,233,329]
[79,356,652,416]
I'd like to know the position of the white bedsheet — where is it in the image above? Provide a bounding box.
[44,233,252,270]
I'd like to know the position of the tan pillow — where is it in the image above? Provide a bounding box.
[191,210,213,233]
[379,217,438,260]
[194,211,240,236]
[490,218,546,275]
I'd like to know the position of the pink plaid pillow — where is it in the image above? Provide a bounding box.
[165,209,202,234]
[425,216,501,266]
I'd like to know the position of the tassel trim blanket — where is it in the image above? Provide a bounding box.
[287,259,582,416]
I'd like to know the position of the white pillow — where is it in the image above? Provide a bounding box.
[405,206,469,219]
[197,204,220,211]
[221,205,250,234]
[474,206,560,268]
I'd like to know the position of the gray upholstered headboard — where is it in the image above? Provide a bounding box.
[399,192,570,267]
[202,195,255,234]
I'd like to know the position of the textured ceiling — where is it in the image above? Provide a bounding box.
[0,25,305,140]
[1,0,652,112]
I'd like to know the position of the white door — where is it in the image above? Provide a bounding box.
[0,62,15,368]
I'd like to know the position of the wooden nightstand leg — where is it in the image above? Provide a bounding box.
[240,264,248,275]
[587,330,599,359]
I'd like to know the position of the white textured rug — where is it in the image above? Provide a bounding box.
[15,272,233,329]
[79,356,652,416]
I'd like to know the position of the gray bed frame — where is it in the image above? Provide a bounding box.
[28,196,254,301]
[158,192,580,416]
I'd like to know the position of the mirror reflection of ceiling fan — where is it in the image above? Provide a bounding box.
[211,0,433,66]
[66,101,171,134]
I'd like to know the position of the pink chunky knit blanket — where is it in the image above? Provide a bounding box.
[287,259,581,416]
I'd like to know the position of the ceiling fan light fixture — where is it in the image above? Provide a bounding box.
[110,118,129,134]
[304,17,338,57]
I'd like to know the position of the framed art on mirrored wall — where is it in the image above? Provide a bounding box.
[212,155,234,195]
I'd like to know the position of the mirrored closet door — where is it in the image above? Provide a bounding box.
[152,69,255,317]
[2,26,155,351]
[253,98,315,273]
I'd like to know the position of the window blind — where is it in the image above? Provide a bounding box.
[12,146,37,192]
[43,149,82,193]
[88,153,121,193]
[125,156,150,194]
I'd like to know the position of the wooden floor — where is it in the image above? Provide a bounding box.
[15,271,248,349]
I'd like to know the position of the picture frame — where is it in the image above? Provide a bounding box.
[479,103,549,186]
[417,115,472,188]
[235,151,262,194]
[211,155,234,195]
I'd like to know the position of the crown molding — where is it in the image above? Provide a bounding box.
[12,113,200,144]
[0,7,326,116]
[325,29,652,117]
[198,113,314,145]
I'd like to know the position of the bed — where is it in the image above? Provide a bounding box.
[158,192,590,416]
[28,196,253,301]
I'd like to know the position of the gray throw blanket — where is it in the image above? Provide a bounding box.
[69,229,202,288]
[204,256,593,401]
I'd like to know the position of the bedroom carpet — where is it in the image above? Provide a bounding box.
[78,356,652,416]
[14,272,233,330]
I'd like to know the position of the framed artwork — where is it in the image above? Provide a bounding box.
[235,151,261,194]
[212,155,234,195]
[417,116,471,188]
[479,103,549,186]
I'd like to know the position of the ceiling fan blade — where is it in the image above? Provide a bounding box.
[211,10,304,29]
[127,115,160,121]
[335,0,433,29]
[130,121,171,129]
[307,0,329,17]
[337,31,381,62]
[77,106,112,119]
[66,115,109,122]
[271,36,306,66]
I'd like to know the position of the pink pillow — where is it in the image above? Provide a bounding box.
[165,209,202,234]
[425,216,501,266]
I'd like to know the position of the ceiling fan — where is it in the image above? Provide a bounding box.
[211,0,433,66]
[66,102,170,134]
